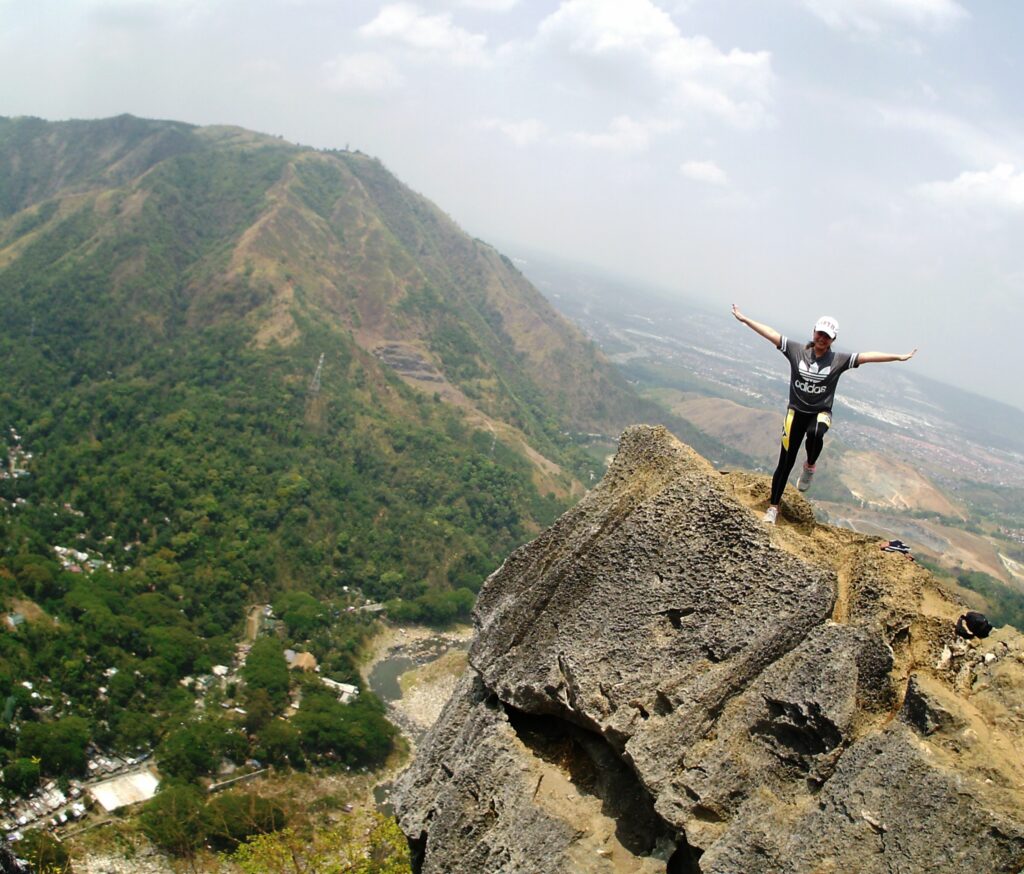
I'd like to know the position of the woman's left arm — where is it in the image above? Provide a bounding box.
[858,349,917,365]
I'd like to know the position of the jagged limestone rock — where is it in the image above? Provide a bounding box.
[699,723,1024,874]
[395,425,1024,873]
[397,673,672,873]
[396,674,588,873]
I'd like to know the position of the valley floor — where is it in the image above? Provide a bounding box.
[62,621,471,873]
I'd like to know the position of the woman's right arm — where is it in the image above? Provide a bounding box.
[732,304,782,348]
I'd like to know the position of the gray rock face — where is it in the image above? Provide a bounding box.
[395,426,1024,873]
[0,844,29,874]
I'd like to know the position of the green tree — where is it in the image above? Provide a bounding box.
[230,813,411,873]
[203,792,286,850]
[16,716,90,777]
[243,688,275,734]
[144,625,200,675]
[293,691,394,767]
[106,669,137,706]
[254,719,303,768]
[2,757,41,795]
[139,783,207,857]
[111,709,158,753]
[274,591,329,639]
[242,637,290,710]
[154,720,217,781]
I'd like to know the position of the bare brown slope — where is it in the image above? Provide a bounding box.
[820,501,1016,584]
[837,449,961,515]
[154,143,648,442]
[660,393,781,461]
[341,155,619,424]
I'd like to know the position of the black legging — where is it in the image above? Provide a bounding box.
[770,408,830,505]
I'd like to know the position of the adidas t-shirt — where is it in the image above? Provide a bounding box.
[779,337,859,414]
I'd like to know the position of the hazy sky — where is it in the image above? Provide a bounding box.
[2,0,1023,407]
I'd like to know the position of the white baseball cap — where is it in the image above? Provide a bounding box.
[814,316,838,339]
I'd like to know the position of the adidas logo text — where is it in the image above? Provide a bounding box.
[794,379,829,395]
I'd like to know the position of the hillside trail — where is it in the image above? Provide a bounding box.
[720,469,1024,820]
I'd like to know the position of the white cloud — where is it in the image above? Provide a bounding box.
[88,0,202,9]
[539,0,678,53]
[455,0,518,10]
[801,0,968,34]
[87,0,209,29]
[918,164,1024,209]
[652,38,774,129]
[680,160,730,186]
[476,117,546,146]
[324,52,404,93]
[565,115,676,153]
[873,104,1016,166]
[360,3,489,67]
[535,0,774,129]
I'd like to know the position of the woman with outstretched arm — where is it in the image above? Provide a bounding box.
[731,304,917,524]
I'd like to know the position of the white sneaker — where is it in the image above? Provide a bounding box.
[763,506,778,525]
[797,464,816,492]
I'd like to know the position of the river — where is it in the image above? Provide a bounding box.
[364,626,472,813]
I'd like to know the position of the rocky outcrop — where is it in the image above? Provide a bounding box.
[395,426,1024,873]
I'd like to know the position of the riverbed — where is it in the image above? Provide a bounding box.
[362,624,473,813]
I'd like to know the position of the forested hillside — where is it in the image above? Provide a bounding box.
[0,115,743,840]
[0,116,572,643]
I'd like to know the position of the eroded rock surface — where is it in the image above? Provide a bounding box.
[395,426,1024,873]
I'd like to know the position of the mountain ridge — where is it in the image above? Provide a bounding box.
[1,115,721,475]
[1,113,641,616]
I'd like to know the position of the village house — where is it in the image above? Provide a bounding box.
[320,677,359,704]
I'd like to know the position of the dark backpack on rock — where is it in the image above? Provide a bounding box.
[955,611,993,639]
